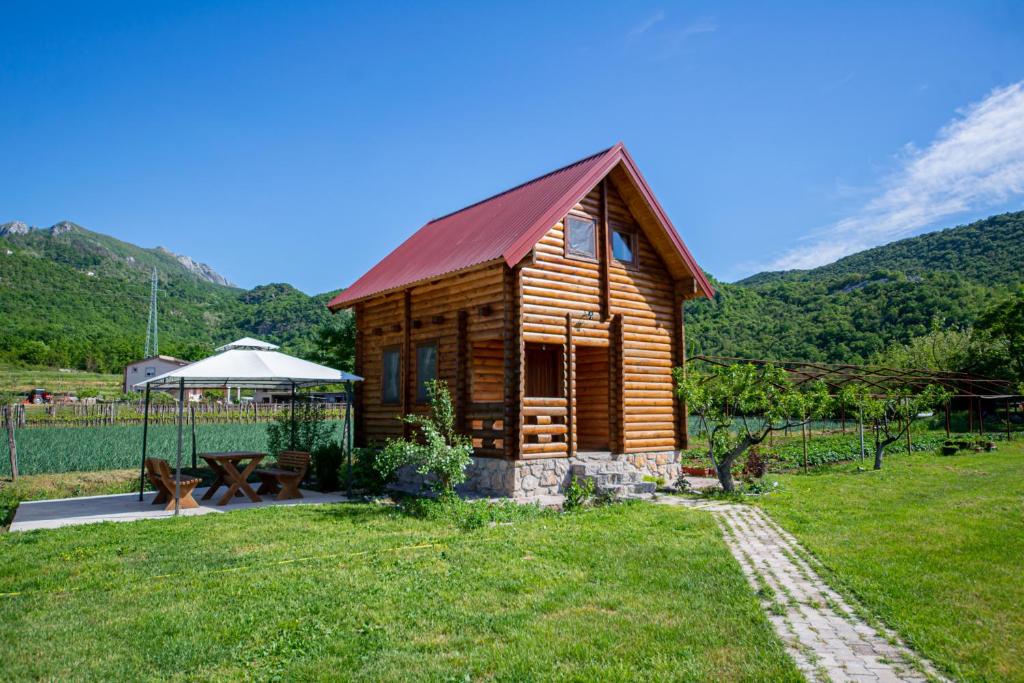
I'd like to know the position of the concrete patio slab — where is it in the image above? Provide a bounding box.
[10,487,353,532]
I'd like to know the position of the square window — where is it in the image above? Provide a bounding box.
[566,216,596,259]
[145,366,156,377]
[381,348,401,404]
[416,342,438,403]
[612,230,637,267]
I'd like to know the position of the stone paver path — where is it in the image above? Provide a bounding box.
[659,497,946,683]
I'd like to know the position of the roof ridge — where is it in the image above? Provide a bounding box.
[425,145,616,225]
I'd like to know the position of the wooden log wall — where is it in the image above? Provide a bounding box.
[519,179,682,454]
[354,263,508,453]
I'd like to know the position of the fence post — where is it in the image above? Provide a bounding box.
[5,405,18,481]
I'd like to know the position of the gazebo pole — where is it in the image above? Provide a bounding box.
[190,404,197,468]
[945,400,951,438]
[290,382,297,450]
[344,380,353,498]
[175,378,184,515]
[138,383,151,501]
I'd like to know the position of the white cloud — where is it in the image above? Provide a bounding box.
[756,80,1024,273]
[626,10,665,42]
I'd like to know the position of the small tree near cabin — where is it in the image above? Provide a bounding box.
[374,380,473,496]
[675,363,831,492]
[861,385,950,470]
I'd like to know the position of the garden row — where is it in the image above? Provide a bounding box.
[0,421,348,476]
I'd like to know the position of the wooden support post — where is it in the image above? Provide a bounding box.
[840,405,846,433]
[905,398,913,454]
[503,265,522,459]
[969,398,973,432]
[1007,399,1013,441]
[978,397,984,436]
[455,309,469,434]
[353,303,366,448]
[673,286,688,451]
[4,405,17,481]
[945,401,951,438]
[609,314,626,454]
[802,419,808,473]
[565,313,575,457]
[599,178,611,322]
[401,289,412,438]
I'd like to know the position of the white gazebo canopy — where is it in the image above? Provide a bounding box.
[134,336,362,510]
[135,337,362,390]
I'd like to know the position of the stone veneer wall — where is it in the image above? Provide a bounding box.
[390,451,682,499]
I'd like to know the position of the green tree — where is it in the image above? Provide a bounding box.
[675,363,831,492]
[861,386,950,470]
[374,380,473,496]
[973,286,1024,382]
[312,309,355,372]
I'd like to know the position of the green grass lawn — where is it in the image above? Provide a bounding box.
[0,502,800,682]
[756,440,1024,682]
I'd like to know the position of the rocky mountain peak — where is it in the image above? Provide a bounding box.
[49,221,82,235]
[0,221,31,236]
[155,246,237,288]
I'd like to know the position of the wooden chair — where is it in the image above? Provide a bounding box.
[255,451,310,500]
[144,458,202,511]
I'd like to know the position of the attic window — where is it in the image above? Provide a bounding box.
[612,229,637,268]
[565,216,596,260]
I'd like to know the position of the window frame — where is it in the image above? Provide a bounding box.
[611,228,639,270]
[380,346,402,405]
[563,213,598,263]
[415,340,439,404]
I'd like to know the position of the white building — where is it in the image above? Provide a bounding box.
[123,355,202,399]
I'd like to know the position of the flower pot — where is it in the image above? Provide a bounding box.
[940,445,958,456]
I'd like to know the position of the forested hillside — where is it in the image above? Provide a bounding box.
[0,221,346,372]
[1,211,1021,378]
[685,211,1024,363]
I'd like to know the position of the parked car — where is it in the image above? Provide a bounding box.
[24,388,52,404]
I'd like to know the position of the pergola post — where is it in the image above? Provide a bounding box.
[1007,399,1013,441]
[138,383,151,501]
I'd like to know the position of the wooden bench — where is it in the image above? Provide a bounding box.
[255,451,310,500]
[144,458,202,511]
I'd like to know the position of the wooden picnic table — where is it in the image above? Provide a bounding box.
[199,451,265,506]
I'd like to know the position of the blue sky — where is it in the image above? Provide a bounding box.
[2,1,1023,293]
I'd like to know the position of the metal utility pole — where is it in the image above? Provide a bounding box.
[144,268,159,357]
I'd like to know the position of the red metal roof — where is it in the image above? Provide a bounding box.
[329,143,712,309]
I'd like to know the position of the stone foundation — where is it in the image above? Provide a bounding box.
[392,451,682,499]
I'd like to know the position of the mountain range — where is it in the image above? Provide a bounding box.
[0,220,344,374]
[684,211,1024,363]
[1,211,1022,376]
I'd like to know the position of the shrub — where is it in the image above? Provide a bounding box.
[340,447,389,494]
[563,476,594,511]
[311,441,343,492]
[374,381,472,495]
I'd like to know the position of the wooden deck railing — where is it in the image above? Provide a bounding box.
[521,396,568,457]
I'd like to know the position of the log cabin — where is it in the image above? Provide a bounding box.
[328,143,713,498]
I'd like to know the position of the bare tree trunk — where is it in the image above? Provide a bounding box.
[874,436,899,471]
